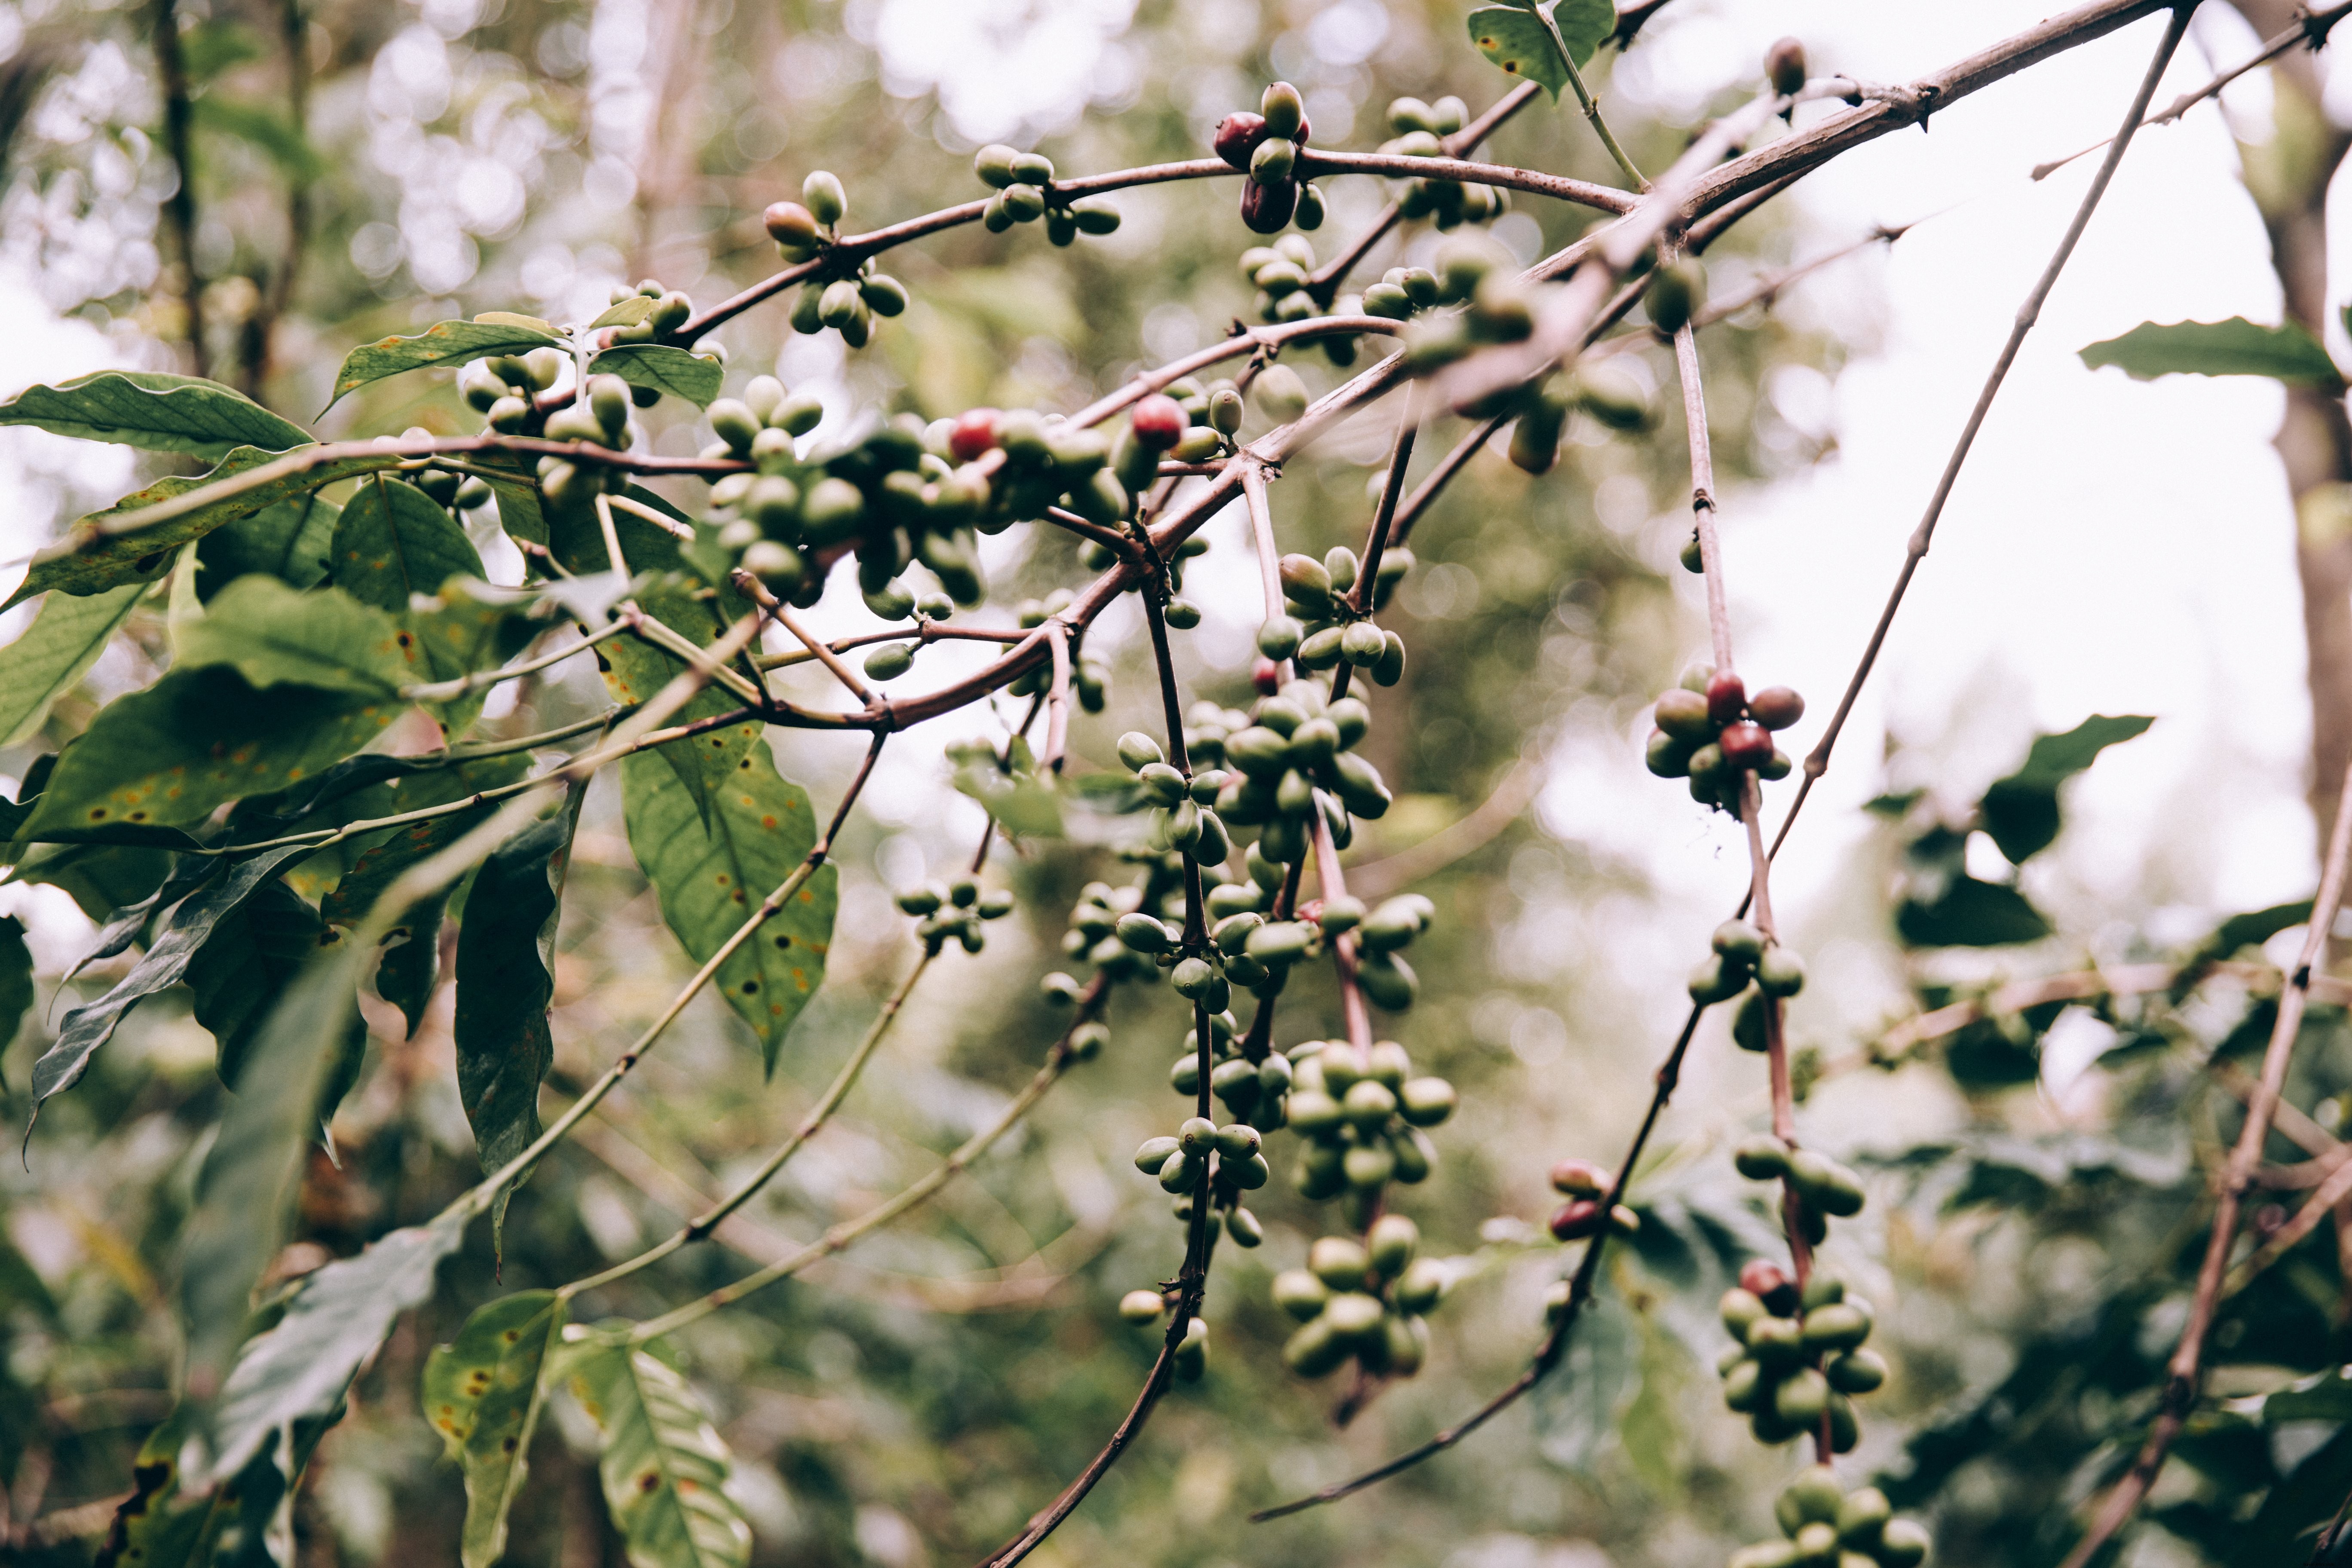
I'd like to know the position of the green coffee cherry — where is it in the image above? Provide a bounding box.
[974,144,1018,187]
[1733,1135,1792,1180]
[1308,1235,1369,1288]
[1371,631,1406,686]
[1207,387,1243,434]
[1257,616,1303,661]
[1173,1315,1207,1380]
[1774,1366,1829,1424]
[1394,1257,1446,1314]
[1645,259,1703,335]
[1250,137,1296,184]
[862,643,913,681]
[860,274,910,317]
[1254,364,1310,420]
[1117,732,1165,772]
[1115,912,1173,953]
[1688,954,1748,1004]
[1720,1286,1767,1341]
[1283,1315,1347,1376]
[1157,1147,1200,1192]
[1758,945,1806,996]
[1366,1213,1418,1275]
[1118,1288,1164,1323]
[802,170,846,226]
[1273,1268,1330,1320]
[740,540,804,591]
[1803,1300,1872,1353]
[1323,1292,1384,1342]
[1875,1520,1929,1568]
[1826,1348,1886,1393]
[1262,80,1305,139]
[775,390,825,435]
[1226,1206,1265,1246]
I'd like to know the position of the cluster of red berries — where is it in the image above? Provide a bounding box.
[1646,666,1804,811]
[1544,1157,1637,1241]
[1216,82,1321,234]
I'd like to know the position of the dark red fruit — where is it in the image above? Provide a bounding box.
[1705,670,1747,727]
[1749,686,1805,730]
[949,407,1000,462]
[1240,178,1298,234]
[1252,656,1283,695]
[1549,1200,1603,1241]
[1550,1158,1609,1196]
[1130,393,1185,450]
[1766,37,1807,97]
[1214,112,1268,170]
[1739,1259,1798,1313]
[1718,721,1773,769]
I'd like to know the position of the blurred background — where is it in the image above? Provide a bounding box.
[3,0,2350,1564]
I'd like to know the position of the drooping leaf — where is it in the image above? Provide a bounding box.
[0,916,32,1065]
[2079,317,2342,386]
[11,445,397,608]
[0,582,147,747]
[1527,1282,1640,1473]
[1618,1304,1690,1500]
[24,842,314,1118]
[196,492,338,598]
[185,878,343,1087]
[564,1336,755,1568]
[325,317,564,410]
[329,472,487,610]
[0,370,311,459]
[203,1204,472,1484]
[949,746,1064,839]
[177,939,372,1398]
[1896,876,2052,948]
[421,1290,568,1568]
[1977,714,2154,863]
[622,741,836,1071]
[453,784,585,1240]
[172,576,413,699]
[1465,0,1613,101]
[588,344,725,408]
[93,1400,337,1568]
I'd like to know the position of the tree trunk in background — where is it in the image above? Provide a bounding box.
[2232,0,2352,865]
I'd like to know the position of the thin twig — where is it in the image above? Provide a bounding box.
[733,569,875,704]
[150,0,206,379]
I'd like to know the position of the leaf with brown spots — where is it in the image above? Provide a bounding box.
[562,1336,752,1568]
[420,1289,567,1568]
[621,738,836,1074]
[330,472,485,612]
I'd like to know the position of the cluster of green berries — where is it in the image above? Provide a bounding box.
[705,393,993,606]
[536,374,645,517]
[1214,672,1401,874]
[1116,1293,1212,1381]
[1731,1464,1928,1568]
[600,277,706,346]
[1718,1264,1882,1451]
[392,423,494,514]
[893,875,1016,955]
[1130,1114,1273,1242]
[1216,81,1322,234]
[1109,728,1232,882]
[1379,95,1507,230]
[1732,1133,1865,1245]
[1283,1038,1453,1222]
[760,175,910,349]
[1041,848,1207,992]
[1397,238,1541,374]
[969,144,1122,244]
[995,589,1110,708]
[845,578,958,684]
[1542,1158,1639,1243]
[1271,1213,1449,1379]
[1647,667,1804,811]
[1689,916,1806,1041]
[1258,546,1407,684]
[1234,236,1365,368]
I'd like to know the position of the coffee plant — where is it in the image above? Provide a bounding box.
[8,0,2352,1564]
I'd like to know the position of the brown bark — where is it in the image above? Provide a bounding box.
[2232,0,2352,860]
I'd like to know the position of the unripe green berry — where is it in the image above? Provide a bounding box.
[1733,1135,1792,1180]
[1394,1257,1446,1314]
[1366,1213,1418,1275]
[1261,80,1305,140]
[802,170,846,225]
[862,643,913,681]
[1257,616,1303,660]
[1758,945,1806,996]
[1118,1288,1165,1324]
[1308,1235,1369,1288]
[1826,1348,1887,1393]
[974,144,1019,187]
[1226,1206,1264,1246]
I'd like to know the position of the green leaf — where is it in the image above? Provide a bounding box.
[591,296,660,330]
[191,94,324,183]
[1465,0,1611,100]
[453,785,586,1242]
[95,1399,340,1568]
[1978,714,2153,863]
[564,1337,755,1568]
[197,492,338,598]
[949,741,1064,839]
[0,582,147,747]
[1618,1304,1689,1501]
[1896,876,2053,948]
[10,444,398,608]
[173,576,413,698]
[0,916,32,1067]
[2079,318,2343,386]
[325,318,564,411]
[402,579,544,740]
[0,370,311,460]
[178,939,372,1397]
[589,344,724,408]
[204,1204,472,1484]
[329,472,486,610]
[24,842,313,1120]
[2205,899,2315,960]
[421,1290,568,1568]
[1528,1283,1639,1473]
[186,878,340,1087]
[596,574,763,823]
[622,741,837,1072]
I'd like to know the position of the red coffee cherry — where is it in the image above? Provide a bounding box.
[1214,112,1268,170]
[1240,178,1298,234]
[1550,1158,1610,1196]
[1766,37,1808,97]
[1749,686,1806,730]
[1252,656,1283,695]
[949,407,1000,462]
[1130,393,1186,450]
[1718,721,1773,770]
[1705,669,1747,726]
[1549,1200,1603,1241]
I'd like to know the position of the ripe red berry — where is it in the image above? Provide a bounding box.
[1213,112,1268,170]
[1549,1200,1603,1241]
[1738,1258,1792,1304]
[1252,656,1283,695]
[1239,178,1298,234]
[1705,670,1747,726]
[1718,721,1773,769]
[1550,1157,1610,1196]
[1749,686,1806,730]
[1766,37,1808,97]
[949,407,1000,462]
[1130,393,1186,451]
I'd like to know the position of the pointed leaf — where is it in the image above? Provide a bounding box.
[172,576,413,698]
[0,916,34,1063]
[330,473,486,610]
[0,582,147,747]
[24,841,313,1117]
[596,576,763,822]
[622,742,836,1071]
[1978,714,2153,863]
[1465,0,1608,99]
[403,579,545,739]
[11,445,397,608]
[1896,876,2052,948]
[453,786,585,1236]
[591,296,660,330]
[204,1204,472,1483]
[564,1337,754,1568]
[421,1290,568,1568]
[0,370,311,459]
[186,878,340,1086]
[588,345,724,409]
[197,492,338,597]
[2079,317,2343,386]
[1528,1283,1640,1473]
[325,318,564,410]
